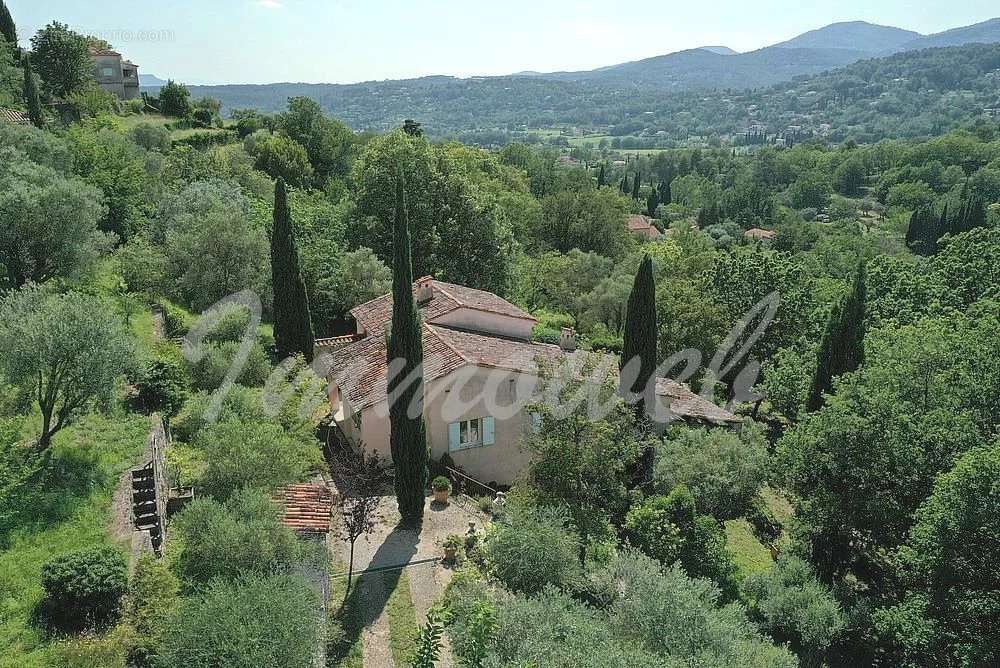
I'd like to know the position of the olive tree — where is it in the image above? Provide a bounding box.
[0,285,135,449]
[0,148,109,289]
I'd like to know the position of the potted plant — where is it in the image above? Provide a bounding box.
[432,476,452,504]
[442,534,464,562]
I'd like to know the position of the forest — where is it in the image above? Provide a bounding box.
[2,7,1000,668]
[180,42,1000,145]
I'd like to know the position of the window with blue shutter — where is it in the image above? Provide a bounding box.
[448,417,496,451]
[483,417,495,446]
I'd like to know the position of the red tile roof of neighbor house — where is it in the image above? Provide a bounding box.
[744,227,777,240]
[88,47,122,57]
[0,108,30,125]
[627,215,663,240]
[350,277,536,335]
[274,483,333,534]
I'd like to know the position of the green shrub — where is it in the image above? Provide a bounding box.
[170,386,271,442]
[40,546,128,631]
[482,504,582,595]
[432,476,451,492]
[654,423,771,520]
[131,123,171,152]
[127,354,189,416]
[154,298,194,337]
[203,305,254,344]
[158,575,322,668]
[194,419,321,500]
[122,555,180,667]
[188,340,271,391]
[742,555,845,668]
[174,489,300,584]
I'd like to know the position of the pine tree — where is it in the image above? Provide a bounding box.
[22,54,43,129]
[270,178,315,362]
[0,0,16,46]
[807,262,866,412]
[597,163,606,188]
[621,254,658,416]
[387,174,428,525]
[632,171,641,200]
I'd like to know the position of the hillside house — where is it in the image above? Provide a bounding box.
[317,277,739,485]
[90,47,140,100]
[627,214,663,240]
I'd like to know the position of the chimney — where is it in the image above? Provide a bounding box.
[415,276,434,304]
[559,327,577,352]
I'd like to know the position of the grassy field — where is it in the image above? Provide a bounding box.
[724,519,774,580]
[0,414,150,668]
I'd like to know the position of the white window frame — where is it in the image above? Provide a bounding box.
[101,67,115,77]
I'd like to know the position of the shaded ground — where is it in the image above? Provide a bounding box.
[327,493,484,667]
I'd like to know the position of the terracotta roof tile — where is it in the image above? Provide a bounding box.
[323,320,739,425]
[274,483,333,534]
[744,227,777,240]
[89,47,121,57]
[627,215,663,239]
[654,378,743,425]
[350,278,534,335]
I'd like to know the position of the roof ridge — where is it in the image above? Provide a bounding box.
[424,322,471,365]
[430,281,463,307]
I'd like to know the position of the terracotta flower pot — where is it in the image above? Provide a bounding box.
[434,489,450,504]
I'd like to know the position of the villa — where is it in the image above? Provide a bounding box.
[90,47,140,100]
[317,277,739,485]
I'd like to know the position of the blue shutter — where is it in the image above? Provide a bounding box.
[483,416,495,446]
[448,422,461,451]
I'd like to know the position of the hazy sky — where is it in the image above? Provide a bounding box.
[11,1,999,84]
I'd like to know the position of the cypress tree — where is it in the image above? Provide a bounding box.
[646,187,659,218]
[597,163,606,188]
[621,254,658,416]
[0,1,16,46]
[807,262,866,412]
[387,174,428,525]
[270,178,315,362]
[906,205,937,256]
[632,171,641,200]
[659,179,672,205]
[22,54,43,128]
[620,175,629,194]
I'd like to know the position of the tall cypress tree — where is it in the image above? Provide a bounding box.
[0,1,16,46]
[807,262,866,412]
[270,178,315,362]
[620,175,629,194]
[906,205,937,256]
[658,179,672,205]
[646,187,659,218]
[22,54,43,129]
[621,254,658,416]
[597,163,606,188]
[632,171,641,200]
[387,174,428,525]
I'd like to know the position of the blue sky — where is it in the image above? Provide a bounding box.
[10,1,999,84]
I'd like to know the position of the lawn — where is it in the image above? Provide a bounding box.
[385,569,419,667]
[724,519,774,580]
[0,413,150,668]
